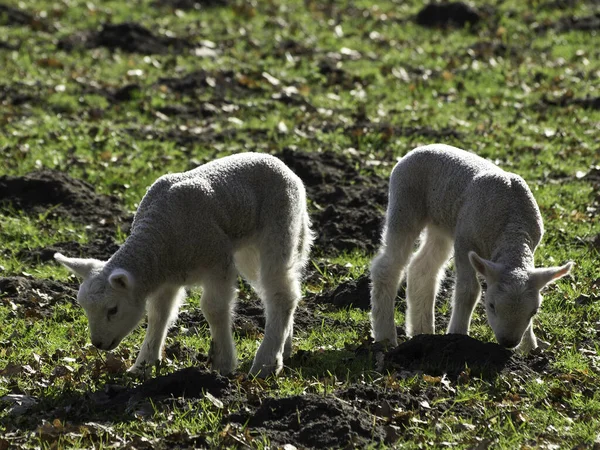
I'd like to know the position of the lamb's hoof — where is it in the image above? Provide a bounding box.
[207,340,237,375]
[374,337,398,349]
[526,339,549,354]
[128,362,153,377]
[537,339,550,351]
[249,360,282,379]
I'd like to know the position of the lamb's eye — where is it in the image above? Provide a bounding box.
[107,306,118,318]
[489,303,496,313]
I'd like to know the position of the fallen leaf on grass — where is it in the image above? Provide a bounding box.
[104,353,127,373]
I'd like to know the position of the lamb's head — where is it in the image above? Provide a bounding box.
[54,253,145,351]
[469,251,572,349]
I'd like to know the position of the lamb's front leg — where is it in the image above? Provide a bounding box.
[405,227,453,336]
[517,323,538,353]
[447,258,481,335]
[129,285,186,374]
[201,273,238,375]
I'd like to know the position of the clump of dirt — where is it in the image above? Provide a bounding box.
[277,148,388,255]
[542,94,600,110]
[157,70,264,97]
[0,3,50,30]
[18,236,121,264]
[415,2,482,28]
[0,3,32,25]
[0,170,130,233]
[0,276,78,318]
[313,274,371,310]
[467,41,521,61]
[1,82,45,107]
[153,0,228,9]
[226,394,386,449]
[319,121,462,144]
[337,383,419,415]
[536,12,600,33]
[58,22,193,55]
[384,334,532,379]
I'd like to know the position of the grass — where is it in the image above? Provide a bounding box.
[1,0,600,448]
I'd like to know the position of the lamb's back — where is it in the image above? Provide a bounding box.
[391,145,542,243]
[391,144,504,229]
[132,153,300,238]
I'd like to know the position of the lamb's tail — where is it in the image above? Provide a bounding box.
[296,208,314,277]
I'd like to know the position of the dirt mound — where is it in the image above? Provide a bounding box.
[416,2,482,28]
[227,394,386,448]
[277,148,388,255]
[384,334,531,379]
[58,22,193,54]
[0,170,130,233]
[313,274,371,310]
[0,276,78,319]
[18,236,121,264]
[95,367,235,407]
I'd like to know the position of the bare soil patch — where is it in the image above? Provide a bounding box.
[177,293,337,339]
[157,69,264,97]
[0,3,50,30]
[18,236,121,264]
[0,170,130,233]
[415,2,482,28]
[0,276,78,318]
[313,274,371,310]
[58,22,193,54]
[277,148,388,255]
[536,12,600,32]
[226,393,386,449]
[0,82,45,107]
[542,94,600,110]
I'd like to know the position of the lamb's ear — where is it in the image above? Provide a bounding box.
[468,251,502,283]
[54,253,104,278]
[530,261,573,291]
[108,268,134,291]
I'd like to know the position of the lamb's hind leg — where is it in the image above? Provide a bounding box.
[130,285,186,374]
[250,267,300,377]
[201,268,238,375]
[249,221,304,378]
[406,226,453,336]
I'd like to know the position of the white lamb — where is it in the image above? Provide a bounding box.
[55,152,313,378]
[370,144,572,352]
